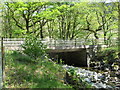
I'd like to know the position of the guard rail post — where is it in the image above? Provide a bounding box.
[1,37,4,88]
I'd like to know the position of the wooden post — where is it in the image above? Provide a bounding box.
[0,37,4,88]
[1,37,4,83]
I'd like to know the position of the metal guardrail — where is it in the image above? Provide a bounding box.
[0,38,118,50]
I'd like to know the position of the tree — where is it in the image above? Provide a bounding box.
[2,1,118,45]
[5,2,50,38]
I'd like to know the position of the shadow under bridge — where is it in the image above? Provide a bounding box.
[44,40,107,67]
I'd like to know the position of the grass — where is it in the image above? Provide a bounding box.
[3,50,72,88]
[3,50,94,89]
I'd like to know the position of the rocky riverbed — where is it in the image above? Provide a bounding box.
[62,65,120,89]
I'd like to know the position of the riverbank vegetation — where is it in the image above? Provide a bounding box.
[3,36,93,88]
[4,50,71,88]
[3,36,70,88]
[1,1,120,89]
[90,46,120,87]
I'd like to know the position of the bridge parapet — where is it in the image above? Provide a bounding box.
[1,38,117,50]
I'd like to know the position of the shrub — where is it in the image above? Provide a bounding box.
[91,47,119,70]
[4,51,72,88]
[21,35,47,60]
[66,68,93,89]
[11,50,33,63]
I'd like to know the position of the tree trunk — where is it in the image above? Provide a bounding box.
[26,19,29,34]
[40,25,44,39]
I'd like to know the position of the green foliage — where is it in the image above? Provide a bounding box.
[67,68,77,76]
[98,47,118,62]
[4,50,72,88]
[21,35,47,60]
[66,68,93,89]
[11,50,33,63]
[2,2,118,44]
[92,47,119,70]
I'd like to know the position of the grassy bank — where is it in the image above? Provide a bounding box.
[3,50,72,88]
[3,37,94,89]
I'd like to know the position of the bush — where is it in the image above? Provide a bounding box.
[66,68,93,89]
[11,51,33,63]
[91,47,119,70]
[4,51,72,88]
[21,35,47,60]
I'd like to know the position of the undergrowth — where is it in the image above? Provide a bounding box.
[3,50,72,88]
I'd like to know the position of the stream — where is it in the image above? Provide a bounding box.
[62,65,120,89]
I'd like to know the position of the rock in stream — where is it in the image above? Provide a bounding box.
[62,65,116,88]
